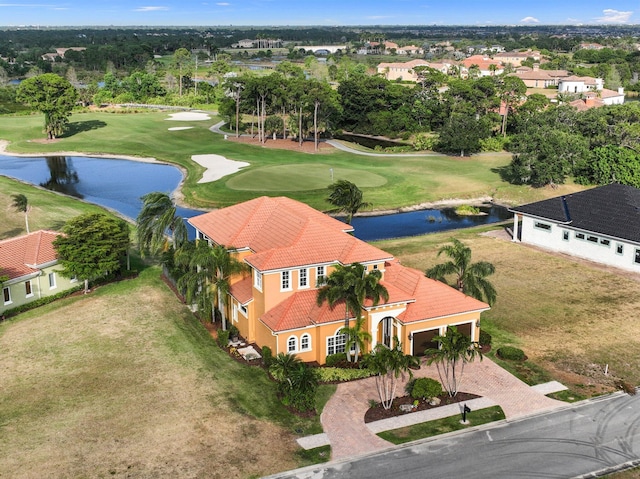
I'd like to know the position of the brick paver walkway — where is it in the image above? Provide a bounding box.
[318,357,566,460]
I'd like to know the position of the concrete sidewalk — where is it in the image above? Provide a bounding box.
[297,357,568,459]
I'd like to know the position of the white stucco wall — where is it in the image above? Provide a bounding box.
[519,216,640,272]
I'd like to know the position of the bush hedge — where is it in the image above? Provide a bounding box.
[1,285,83,319]
[410,377,443,400]
[497,346,526,361]
[325,352,347,367]
[316,367,375,383]
[479,330,492,347]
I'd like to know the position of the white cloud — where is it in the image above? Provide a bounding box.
[133,6,169,12]
[520,16,539,24]
[595,9,632,23]
[216,2,230,5]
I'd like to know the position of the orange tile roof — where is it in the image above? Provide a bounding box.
[260,261,489,332]
[382,261,489,323]
[260,289,346,331]
[189,196,392,271]
[229,276,253,304]
[0,231,60,281]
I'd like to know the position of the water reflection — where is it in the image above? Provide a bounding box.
[40,156,81,197]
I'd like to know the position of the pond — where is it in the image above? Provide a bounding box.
[0,155,510,241]
[0,155,203,237]
[349,206,511,241]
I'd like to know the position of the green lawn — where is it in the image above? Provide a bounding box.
[0,110,584,211]
[0,175,116,239]
[378,406,506,445]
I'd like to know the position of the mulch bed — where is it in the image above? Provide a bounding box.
[364,392,481,423]
[225,135,334,153]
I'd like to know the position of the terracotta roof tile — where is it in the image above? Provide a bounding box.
[260,289,346,331]
[0,231,60,281]
[189,196,391,271]
[229,276,253,304]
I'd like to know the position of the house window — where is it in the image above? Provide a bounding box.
[25,281,33,297]
[301,333,311,351]
[48,272,57,289]
[534,221,551,231]
[575,233,585,240]
[635,249,640,264]
[299,268,308,288]
[2,287,11,305]
[239,304,247,316]
[562,231,569,241]
[316,265,325,286]
[254,270,262,291]
[381,317,393,348]
[287,336,298,353]
[600,239,610,247]
[327,330,346,356]
[617,244,624,255]
[586,235,598,243]
[281,270,290,291]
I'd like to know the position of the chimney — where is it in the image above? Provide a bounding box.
[533,63,539,71]
[619,87,625,95]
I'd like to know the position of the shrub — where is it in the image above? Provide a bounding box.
[479,136,509,152]
[455,205,481,215]
[1,285,83,319]
[413,134,437,151]
[410,378,443,400]
[316,367,375,382]
[228,324,240,339]
[262,346,273,368]
[497,346,525,361]
[217,329,230,348]
[479,330,492,347]
[325,352,347,367]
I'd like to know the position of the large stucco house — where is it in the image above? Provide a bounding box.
[0,231,77,315]
[510,184,640,272]
[189,197,489,364]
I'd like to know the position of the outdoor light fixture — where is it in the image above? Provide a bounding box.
[408,333,413,341]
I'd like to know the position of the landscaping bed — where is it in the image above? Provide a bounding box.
[365,392,480,423]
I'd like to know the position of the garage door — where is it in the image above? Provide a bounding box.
[412,329,439,356]
[456,322,472,339]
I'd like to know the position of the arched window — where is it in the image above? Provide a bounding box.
[381,316,394,348]
[327,328,346,356]
[300,333,311,351]
[287,336,298,353]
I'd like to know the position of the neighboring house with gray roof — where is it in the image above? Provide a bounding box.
[509,184,640,272]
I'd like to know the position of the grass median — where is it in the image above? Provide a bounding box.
[378,406,506,445]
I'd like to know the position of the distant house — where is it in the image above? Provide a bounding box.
[377,59,451,82]
[558,75,604,93]
[510,184,640,272]
[188,197,489,364]
[0,231,77,315]
[579,42,605,50]
[41,47,86,61]
[494,50,541,67]
[461,55,504,76]
[511,65,569,88]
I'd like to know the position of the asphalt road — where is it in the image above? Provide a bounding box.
[266,392,640,479]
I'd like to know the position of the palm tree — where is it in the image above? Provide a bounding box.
[176,240,247,330]
[327,180,371,225]
[136,192,187,257]
[425,325,482,397]
[425,238,497,306]
[368,339,419,409]
[316,262,388,362]
[11,194,30,233]
[340,316,371,363]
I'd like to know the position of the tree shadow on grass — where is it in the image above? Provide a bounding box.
[0,228,25,240]
[61,120,107,138]
[491,165,519,184]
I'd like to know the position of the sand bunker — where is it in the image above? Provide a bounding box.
[166,112,211,121]
[168,126,194,131]
[191,154,250,183]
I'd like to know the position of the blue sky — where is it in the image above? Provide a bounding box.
[0,1,638,27]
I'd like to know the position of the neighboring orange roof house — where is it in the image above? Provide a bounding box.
[0,231,77,314]
[189,197,490,364]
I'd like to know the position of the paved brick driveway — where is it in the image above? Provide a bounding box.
[320,357,565,460]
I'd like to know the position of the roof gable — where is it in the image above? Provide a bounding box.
[0,231,60,280]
